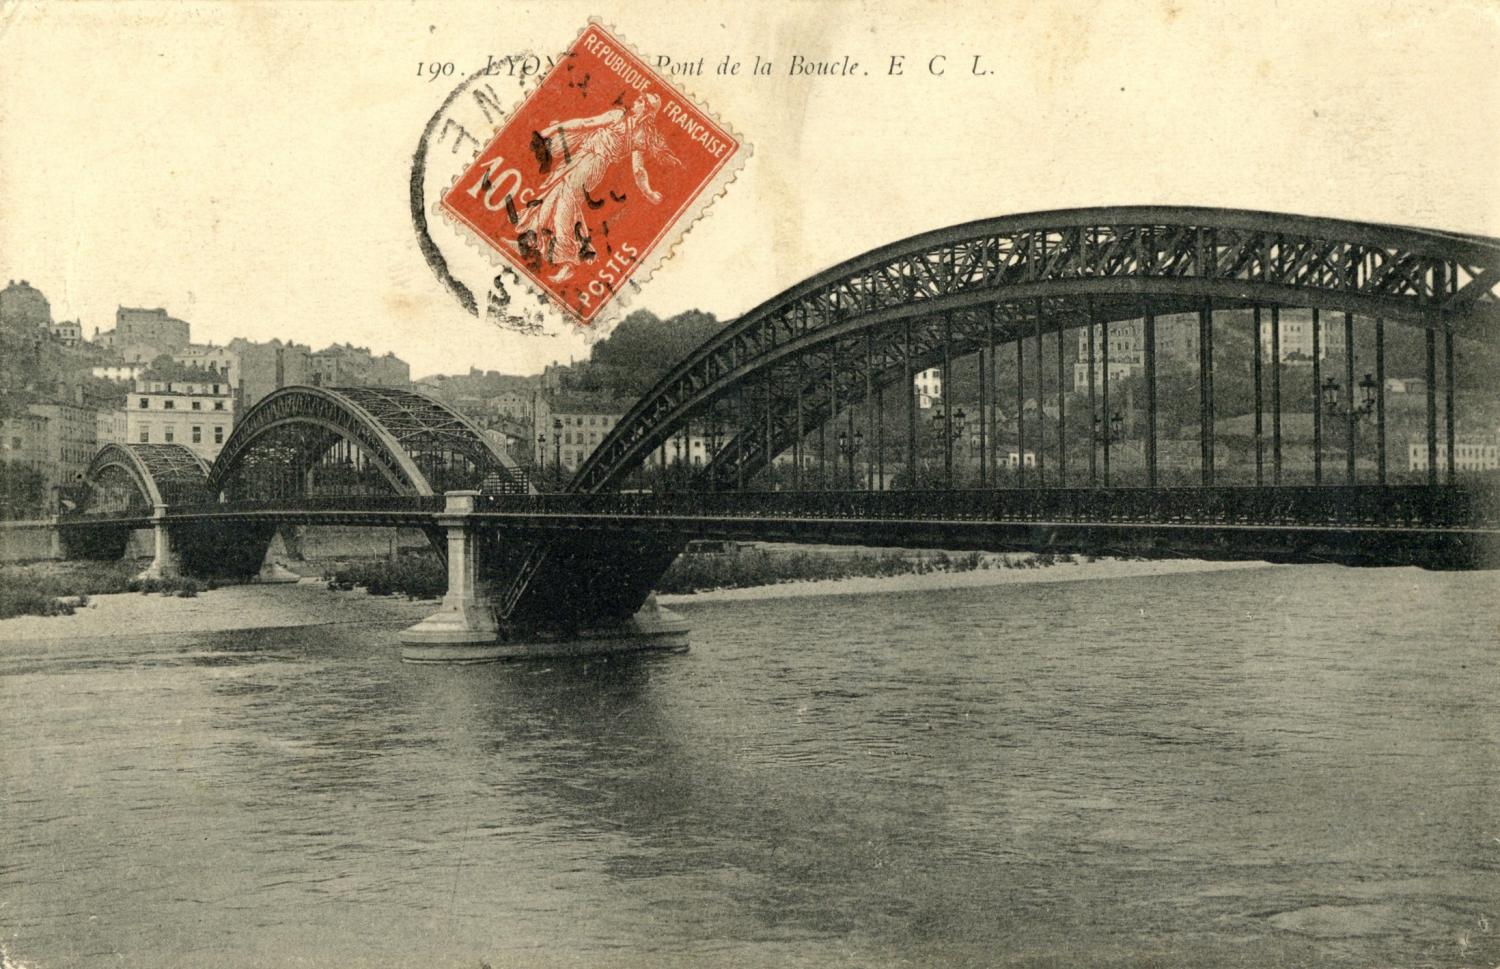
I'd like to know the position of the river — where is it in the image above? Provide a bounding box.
[2,564,1497,968]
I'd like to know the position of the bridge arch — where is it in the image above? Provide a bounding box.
[572,206,1500,494]
[80,442,212,514]
[207,385,522,500]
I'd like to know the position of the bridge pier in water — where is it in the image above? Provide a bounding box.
[399,492,690,664]
[135,505,182,581]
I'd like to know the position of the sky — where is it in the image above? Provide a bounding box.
[3,0,1497,378]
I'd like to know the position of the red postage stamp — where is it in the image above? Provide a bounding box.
[441,21,745,327]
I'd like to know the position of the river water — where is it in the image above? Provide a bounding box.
[2,564,1497,968]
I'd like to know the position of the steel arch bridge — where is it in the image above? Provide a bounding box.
[81,443,212,514]
[207,385,526,501]
[55,207,1500,640]
[572,206,1500,496]
[464,207,1500,626]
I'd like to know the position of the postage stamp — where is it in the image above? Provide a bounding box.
[440,21,746,328]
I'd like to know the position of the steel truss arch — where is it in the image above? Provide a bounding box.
[82,442,212,510]
[207,385,520,499]
[573,206,1500,494]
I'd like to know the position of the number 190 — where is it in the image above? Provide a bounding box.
[418,61,455,81]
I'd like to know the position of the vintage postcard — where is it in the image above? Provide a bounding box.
[1,2,1497,968]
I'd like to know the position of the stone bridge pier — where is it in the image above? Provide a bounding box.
[399,491,689,664]
[130,506,300,584]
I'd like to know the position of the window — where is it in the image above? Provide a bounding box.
[214,401,224,410]
[138,398,149,409]
[191,401,201,411]
[140,428,150,443]
[192,426,202,443]
[164,400,175,410]
[212,384,220,394]
[214,426,224,444]
[164,427,174,442]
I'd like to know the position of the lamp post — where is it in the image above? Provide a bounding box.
[552,418,562,476]
[930,406,966,488]
[704,422,725,491]
[1093,411,1124,487]
[1093,411,1124,444]
[536,432,546,477]
[837,429,863,490]
[1321,374,1377,420]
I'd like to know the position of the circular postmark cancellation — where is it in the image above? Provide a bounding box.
[412,20,749,338]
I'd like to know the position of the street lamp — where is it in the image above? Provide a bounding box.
[536,432,546,475]
[1322,374,1377,420]
[1092,411,1124,444]
[837,429,863,489]
[552,418,563,473]
[929,406,966,488]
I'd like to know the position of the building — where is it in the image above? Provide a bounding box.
[29,400,98,492]
[174,343,240,390]
[0,409,51,481]
[1073,314,1200,390]
[48,319,83,347]
[95,408,129,446]
[914,368,942,409]
[1407,439,1499,473]
[1258,309,1347,363]
[310,343,410,389]
[229,338,312,413]
[126,362,235,461]
[534,395,629,469]
[1,397,98,497]
[95,306,192,354]
[0,279,52,331]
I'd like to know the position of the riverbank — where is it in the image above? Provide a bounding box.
[656,556,1275,604]
[0,556,1278,643]
[0,578,433,643]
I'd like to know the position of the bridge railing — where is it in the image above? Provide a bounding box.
[473,484,1497,530]
[57,485,1496,530]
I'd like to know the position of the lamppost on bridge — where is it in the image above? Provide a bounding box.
[704,421,725,492]
[1321,374,1378,421]
[1093,411,1124,487]
[536,432,547,477]
[552,418,563,481]
[837,429,863,490]
[930,406,966,489]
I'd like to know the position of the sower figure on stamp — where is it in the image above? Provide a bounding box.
[511,92,680,282]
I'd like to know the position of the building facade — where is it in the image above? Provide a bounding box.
[98,306,192,354]
[1407,439,1500,473]
[229,338,312,413]
[126,365,235,461]
[1073,314,1201,390]
[310,343,411,389]
[1258,309,1348,363]
[914,368,943,409]
[534,396,629,470]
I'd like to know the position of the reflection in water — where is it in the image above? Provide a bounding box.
[2,565,1498,968]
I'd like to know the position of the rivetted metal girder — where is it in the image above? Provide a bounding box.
[572,206,1500,496]
[82,443,212,511]
[206,385,519,499]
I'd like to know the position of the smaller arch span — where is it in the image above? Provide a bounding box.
[81,443,212,512]
[206,385,525,500]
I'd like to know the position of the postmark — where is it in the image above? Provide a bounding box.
[438,21,747,328]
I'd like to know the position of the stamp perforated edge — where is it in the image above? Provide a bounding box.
[433,17,752,337]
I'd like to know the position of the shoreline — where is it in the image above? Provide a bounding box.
[0,557,1281,643]
[655,556,1277,605]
